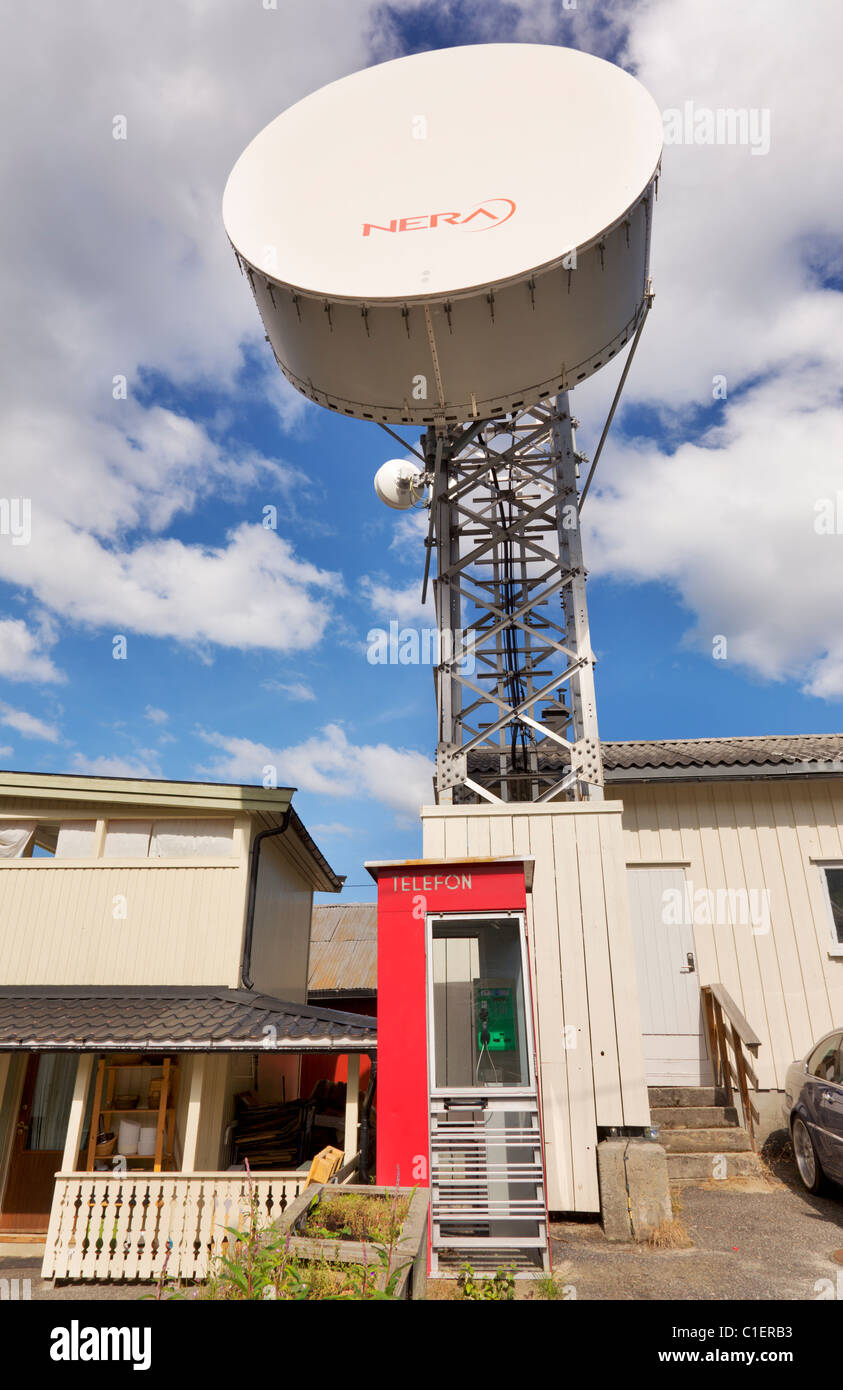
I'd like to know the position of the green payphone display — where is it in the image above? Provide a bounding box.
[475,982,517,1052]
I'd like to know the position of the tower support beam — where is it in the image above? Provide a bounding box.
[431,395,603,805]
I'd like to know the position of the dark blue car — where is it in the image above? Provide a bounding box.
[784,1030,843,1194]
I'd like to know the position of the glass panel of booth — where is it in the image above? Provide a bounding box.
[426,913,534,1093]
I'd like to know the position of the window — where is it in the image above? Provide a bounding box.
[822,867,843,945]
[150,819,234,858]
[808,1033,842,1082]
[103,818,234,858]
[430,916,532,1090]
[0,820,97,859]
[55,822,96,857]
[103,821,152,857]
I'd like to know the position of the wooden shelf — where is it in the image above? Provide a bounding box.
[101,1108,173,1115]
[86,1056,179,1174]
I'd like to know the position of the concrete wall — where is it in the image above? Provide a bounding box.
[422,800,650,1213]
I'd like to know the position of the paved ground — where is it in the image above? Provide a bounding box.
[3,1136,841,1301]
[549,1140,843,1301]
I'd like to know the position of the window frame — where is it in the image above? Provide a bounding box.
[425,909,537,1099]
[812,861,843,956]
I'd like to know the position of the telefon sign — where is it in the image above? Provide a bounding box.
[391,872,473,892]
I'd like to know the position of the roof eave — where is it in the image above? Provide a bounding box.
[605,760,843,782]
[0,769,297,814]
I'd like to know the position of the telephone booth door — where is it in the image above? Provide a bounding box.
[427,911,549,1274]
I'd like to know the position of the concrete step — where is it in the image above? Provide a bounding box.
[651,1105,739,1130]
[648,1086,730,1108]
[666,1150,763,1182]
[662,1127,752,1154]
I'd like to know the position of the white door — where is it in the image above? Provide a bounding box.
[627,867,711,1086]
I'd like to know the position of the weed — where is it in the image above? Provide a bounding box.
[457,1262,516,1300]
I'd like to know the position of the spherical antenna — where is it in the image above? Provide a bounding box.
[373,459,426,510]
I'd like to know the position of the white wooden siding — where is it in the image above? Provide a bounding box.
[0,861,247,986]
[422,801,649,1213]
[248,836,313,1002]
[617,779,843,1088]
[0,801,254,987]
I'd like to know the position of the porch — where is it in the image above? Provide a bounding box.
[0,986,376,1281]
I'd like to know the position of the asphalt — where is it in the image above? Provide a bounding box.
[549,1142,843,1301]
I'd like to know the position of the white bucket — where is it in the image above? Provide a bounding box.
[137,1125,158,1156]
[117,1119,140,1155]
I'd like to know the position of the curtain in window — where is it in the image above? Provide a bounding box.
[0,822,36,858]
[103,821,152,857]
[55,821,97,858]
[150,819,234,858]
[27,1054,79,1151]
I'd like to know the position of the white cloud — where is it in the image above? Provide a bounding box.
[0,747,14,760]
[361,575,432,626]
[585,368,843,696]
[388,510,429,561]
[263,679,317,702]
[0,2,382,658]
[0,618,63,684]
[564,0,843,700]
[198,722,433,818]
[4,520,340,653]
[0,0,839,699]
[0,703,60,743]
[377,1,843,702]
[310,822,358,838]
[68,752,163,779]
[144,706,169,724]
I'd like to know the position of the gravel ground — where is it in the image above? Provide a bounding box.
[550,1142,843,1301]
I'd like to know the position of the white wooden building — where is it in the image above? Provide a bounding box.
[418,734,843,1214]
[605,734,843,1097]
[0,771,375,1280]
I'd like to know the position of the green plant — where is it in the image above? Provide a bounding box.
[531,1273,564,1300]
[302,1189,411,1244]
[457,1262,516,1300]
[158,1169,414,1301]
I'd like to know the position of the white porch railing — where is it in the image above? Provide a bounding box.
[42,1171,305,1282]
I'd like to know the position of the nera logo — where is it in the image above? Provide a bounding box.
[50,1320,151,1371]
[362,198,516,237]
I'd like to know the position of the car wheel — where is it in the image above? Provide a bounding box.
[792,1116,825,1194]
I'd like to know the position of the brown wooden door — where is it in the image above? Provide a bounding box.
[0,1054,77,1233]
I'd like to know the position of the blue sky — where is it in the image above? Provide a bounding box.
[0,0,841,901]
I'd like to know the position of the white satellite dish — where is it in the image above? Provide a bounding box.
[373,458,426,510]
[223,43,663,425]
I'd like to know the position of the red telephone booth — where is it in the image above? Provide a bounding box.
[369,857,550,1275]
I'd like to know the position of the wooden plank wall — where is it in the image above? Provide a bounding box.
[0,862,246,985]
[617,778,843,1088]
[422,802,649,1213]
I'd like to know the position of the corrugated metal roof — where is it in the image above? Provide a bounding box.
[0,986,376,1052]
[309,904,377,996]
